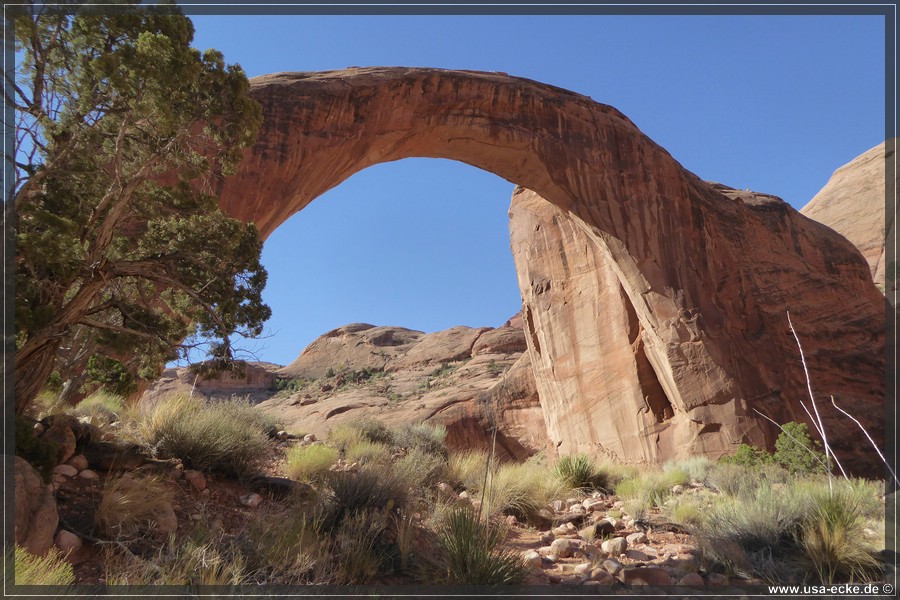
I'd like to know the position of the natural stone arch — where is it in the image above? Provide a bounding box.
[216,67,884,474]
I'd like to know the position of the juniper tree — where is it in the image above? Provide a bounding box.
[9,3,269,413]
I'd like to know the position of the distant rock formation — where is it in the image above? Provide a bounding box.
[801,141,890,292]
[212,67,884,474]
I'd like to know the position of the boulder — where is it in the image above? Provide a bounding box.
[600,537,627,557]
[14,457,59,556]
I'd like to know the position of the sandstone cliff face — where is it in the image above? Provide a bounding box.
[215,67,885,474]
[143,320,546,461]
[801,141,890,291]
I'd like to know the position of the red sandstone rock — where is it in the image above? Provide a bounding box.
[213,67,883,474]
[801,141,888,291]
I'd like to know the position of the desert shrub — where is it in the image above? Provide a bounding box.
[698,482,813,581]
[667,496,705,528]
[141,395,273,478]
[706,462,754,496]
[328,423,364,453]
[95,474,175,539]
[74,390,125,427]
[285,444,338,482]
[321,468,408,532]
[242,501,332,584]
[394,447,448,490]
[394,422,448,458]
[615,471,673,508]
[664,456,713,482]
[599,462,641,487]
[429,507,527,585]
[331,509,389,584]
[800,487,882,584]
[720,443,772,468]
[773,422,828,475]
[552,454,607,491]
[104,534,248,586]
[447,450,490,491]
[12,545,75,585]
[480,459,565,522]
[350,418,395,447]
[345,439,392,466]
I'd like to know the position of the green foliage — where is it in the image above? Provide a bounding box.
[430,507,527,585]
[85,355,136,397]
[345,440,392,466]
[12,545,75,585]
[487,360,501,376]
[12,5,267,413]
[394,422,448,459]
[350,418,396,447]
[285,444,338,483]
[141,395,273,478]
[14,416,61,480]
[697,475,883,584]
[275,377,308,394]
[720,443,773,468]
[325,367,336,378]
[773,422,828,475]
[552,454,607,490]
[801,487,882,584]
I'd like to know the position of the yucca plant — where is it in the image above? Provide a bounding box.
[432,507,527,585]
[552,454,606,491]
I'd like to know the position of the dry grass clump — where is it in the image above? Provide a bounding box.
[140,395,273,478]
[74,390,125,426]
[95,474,175,539]
[447,449,489,491]
[663,456,712,483]
[12,545,75,585]
[394,447,448,489]
[479,459,565,520]
[345,439,392,466]
[697,477,883,584]
[284,444,338,483]
[613,467,689,519]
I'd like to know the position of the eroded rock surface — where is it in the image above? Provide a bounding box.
[801,141,890,291]
[214,67,884,474]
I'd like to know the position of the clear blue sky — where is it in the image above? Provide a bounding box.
[187,13,886,367]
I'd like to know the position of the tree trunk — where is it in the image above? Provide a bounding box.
[14,335,60,415]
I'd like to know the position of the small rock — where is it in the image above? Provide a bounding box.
[303,433,317,443]
[552,499,565,512]
[33,422,45,436]
[705,573,729,586]
[66,455,89,471]
[672,484,685,494]
[612,500,624,509]
[522,550,542,570]
[552,525,570,536]
[565,521,576,531]
[625,549,653,561]
[184,469,207,492]
[458,491,469,500]
[276,430,289,441]
[568,505,586,515]
[600,536,627,556]
[602,558,624,576]
[677,572,705,586]
[583,499,605,512]
[52,464,78,478]
[624,518,636,529]
[347,462,360,473]
[566,497,581,507]
[581,543,603,560]
[560,576,584,585]
[540,531,554,545]
[505,515,518,527]
[548,575,562,584]
[592,569,615,584]
[54,530,82,554]
[155,504,178,535]
[626,531,648,545]
[595,519,616,537]
[537,545,555,557]
[190,513,202,521]
[239,493,263,508]
[436,482,456,500]
[78,469,98,480]
[622,567,672,586]
[573,562,592,576]
[550,538,575,558]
